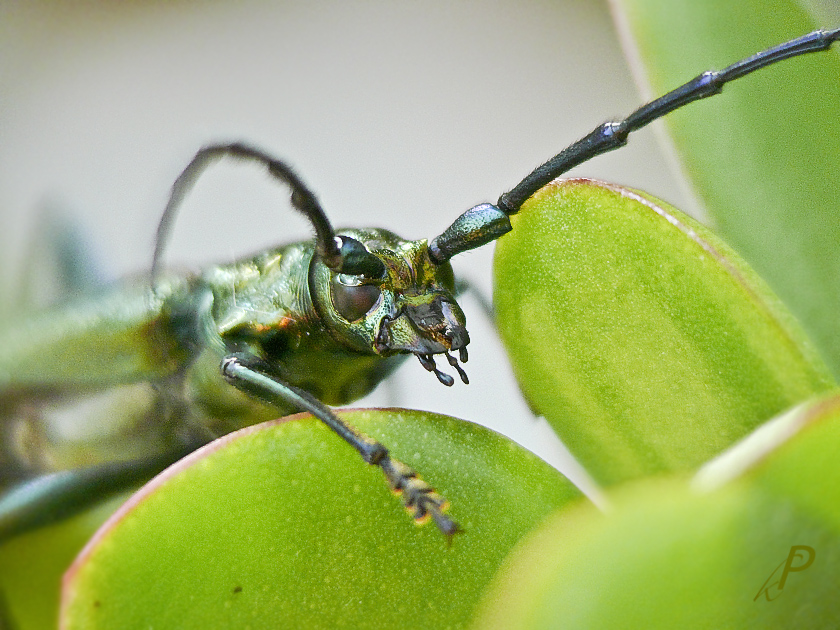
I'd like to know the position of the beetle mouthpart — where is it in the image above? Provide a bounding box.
[445,351,469,384]
[416,352,469,386]
[417,353,454,386]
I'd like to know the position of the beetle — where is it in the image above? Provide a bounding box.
[1,27,838,540]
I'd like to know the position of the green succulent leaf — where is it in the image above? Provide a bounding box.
[60,409,581,630]
[0,497,125,630]
[471,392,840,629]
[612,0,840,376]
[695,391,840,529]
[493,179,833,485]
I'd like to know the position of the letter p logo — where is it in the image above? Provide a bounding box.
[755,545,816,602]
[778,545,815,590]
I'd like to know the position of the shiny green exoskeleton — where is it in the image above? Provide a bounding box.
[0,144,511,539]
[1,28,838,540]
[0,223,510,536]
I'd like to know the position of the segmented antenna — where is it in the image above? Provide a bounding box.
[497,27,840,215]
[151,143,384,283]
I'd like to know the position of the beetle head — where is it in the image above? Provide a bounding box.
[310,204,511,387]
[309,227,471,385]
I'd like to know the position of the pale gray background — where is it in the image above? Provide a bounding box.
[1,0,733,497]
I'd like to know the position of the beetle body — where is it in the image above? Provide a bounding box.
[0,227,463,487]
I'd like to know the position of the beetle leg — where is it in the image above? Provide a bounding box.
[0,444,201,542]
[220,353,460,538]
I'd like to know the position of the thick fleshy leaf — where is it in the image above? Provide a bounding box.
[493,179,833,485]
[0,496,125,630]
[612,0,840,376]
[695,391,840,529]
[471,393,840,628]
[61,409,581,629]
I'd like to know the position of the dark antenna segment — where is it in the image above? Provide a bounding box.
[497,28,840,215]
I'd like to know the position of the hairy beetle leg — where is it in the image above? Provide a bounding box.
[378,456,461,539]
[222,353,461,538]
[354,435,460,538]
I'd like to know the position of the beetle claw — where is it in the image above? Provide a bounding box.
[379,456,461,540]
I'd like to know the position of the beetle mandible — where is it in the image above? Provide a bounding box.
[1,27,838,540]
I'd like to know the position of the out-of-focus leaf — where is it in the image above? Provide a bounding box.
[0,496,126,630]
[472,392,840,628]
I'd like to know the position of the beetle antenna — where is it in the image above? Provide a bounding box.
[497,27,840,215]
[428,203,512,264]
[151,143,383,283]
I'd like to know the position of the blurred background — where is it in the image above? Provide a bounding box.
[1,0,702,494]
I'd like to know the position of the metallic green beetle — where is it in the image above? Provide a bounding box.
[0,144,510,539]
[2,28,838,539]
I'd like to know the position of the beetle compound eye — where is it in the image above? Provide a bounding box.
[331,275,382,321]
